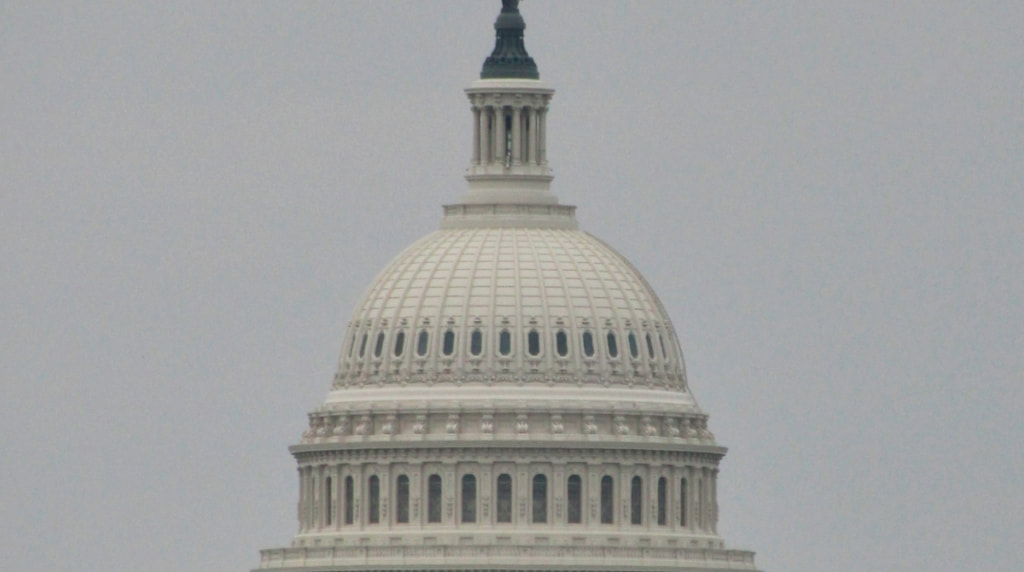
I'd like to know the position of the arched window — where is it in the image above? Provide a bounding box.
[470,329,483,356]
[325,477,333,526]
[600,476,614,524]
[368,475,380,524]
[499,329,512,355]
[532,474,548,523]
[646,333,656,360]
[527,330,541,356]
[344,476,354,525]
[396,475,410,523]
[496,474,513,523]
[417,330,429,356]
[657,477,667,525]
[461,474,477,523]
[606,332,618,358]
[628,331,639,359]
[631,476,643,525]
[358,333,368,358]
[394,331,405,357]
[582,330,595,357]
[428,474,442,523]
[374,332,385,357]
[679,478,687,527]
[659,333,668,359]
[442,330,455,356]
[555,330,569,357]
[567,475,582,524]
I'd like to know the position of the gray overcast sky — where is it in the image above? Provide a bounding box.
[1,2,1021,571]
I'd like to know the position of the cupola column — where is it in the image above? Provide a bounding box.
[529,105,540,165]
[511,105,523,166]
[479,105,491,164]
[472,105,482,165]
[495,104,508,165]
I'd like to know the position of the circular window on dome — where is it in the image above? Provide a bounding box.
[417,330,429,357]
[394,331,405,357]
[442,330,456,357]
[582,330,595,357]
[499,329,512,356]
[606,331,619,358]
[555,330,569,357]
[527,329,541,357]
[469,329,483,356]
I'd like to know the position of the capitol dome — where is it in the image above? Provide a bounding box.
[256,3,760,571]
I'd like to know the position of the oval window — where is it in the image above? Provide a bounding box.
[394,331,405,357]
[527,330,541,356]
[470,329,483,356]
[374,332,386,357]
[659,333,668,359]
[582,330,595,357]
[555,330,569,357]
[646,333,655,359]
[359,333,368,357]
[607,332,618,358]
[628,332,639,358]
[442,330,456,356]
[499,329,512,356]
[417,330,429,356]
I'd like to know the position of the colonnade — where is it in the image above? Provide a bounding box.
[471,101,548,168]
[297,460,719,536]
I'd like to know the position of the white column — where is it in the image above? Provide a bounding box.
[495,106,507,166]
[472,106,481,165]
[479,106,491,165]
[529,106,540,165]
[511,106,522,166]
[538,108,547,164]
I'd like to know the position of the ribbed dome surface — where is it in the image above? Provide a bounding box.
[334,225,689,393]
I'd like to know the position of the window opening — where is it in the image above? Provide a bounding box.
[600,476,614,524]
[532,474,548,523]
[527,330,540,356]
[567,475,582,524]
[396,475,410,523]
[461,474,477,523]
[659,333,668,359]
[374,332,386,358]
[499,329,512,356]
[344,476,354,524]
[470,329,483,356]
[631,476,643,525]
[657,477,667,525]
[555,330,569,357]
[582,330,595,357]
[358,333,368,358]
[325,477,333,526]
[368,475,380,524]
[679,478,687,527]
[417,330,429,356]
[646,333,655,359]
[606,332,618,358]
[628,332,639,359]
[496,474,513,523]
[394,331,405,357]
[697,479,703,529]
[428,474,443,523]
[442,330,455,356]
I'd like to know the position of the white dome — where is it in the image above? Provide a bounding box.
[334,215,689,396]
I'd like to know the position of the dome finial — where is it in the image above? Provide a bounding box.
[481,0,539,79]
